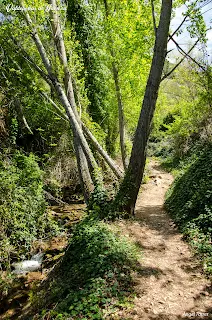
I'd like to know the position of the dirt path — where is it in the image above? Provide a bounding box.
[117,160,212,320]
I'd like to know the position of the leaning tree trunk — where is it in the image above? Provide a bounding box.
[115,0,172,214]
[21,5,103,191]
[41,92,124,179]
[14,98,33,135]
[49,0,93,202]
[13,18,124,180]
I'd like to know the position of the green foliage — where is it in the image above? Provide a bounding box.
[67,0,155,157]
[165,145,212,273]
[152,63,212,160]
[0,272,16,302]
[0,152,60,269]
[88,185,110,216]
[186,2,207,42]
[9,117,19,145]
[67,0,109,125]
[34,218,139,319]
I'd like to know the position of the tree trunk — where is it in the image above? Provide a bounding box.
[22,6,103,190]
[14,98,33,135]
[49,0,93,202]
[15,30,123,180]
[103,0,128,170]
[74,140,94,202]
[41,92,124,179]
[115,0,172,214]
[112,61,127,170]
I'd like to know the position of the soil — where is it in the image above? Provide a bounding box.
[116,160,212,320]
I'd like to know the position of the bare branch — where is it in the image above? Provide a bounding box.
[14,98,33,134]
[170,35,205,71]
[161,57,185,81]
[169,15,188,41]
[41,92,68,122]
[168,0,200,41]
[161,38,199,81]
[11,38,52,87]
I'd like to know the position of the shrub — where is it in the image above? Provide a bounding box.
[33,219,140,319]
[165,144,212,273]
[0,152,59,269]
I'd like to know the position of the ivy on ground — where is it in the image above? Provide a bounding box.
[165,144,212,274]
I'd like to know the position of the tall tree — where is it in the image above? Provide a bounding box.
[20,2,103,195]
[67,0,108,125]
[0,0,123,201]
[1,0,206,213]
[103,0,127,170]
[49,0,94,202]
[115,0,172,214]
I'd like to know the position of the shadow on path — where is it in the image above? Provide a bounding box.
[116,160,212,320]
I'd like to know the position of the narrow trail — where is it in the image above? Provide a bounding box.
[117,160,212,320]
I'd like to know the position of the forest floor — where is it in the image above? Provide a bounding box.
[116,160,212,320]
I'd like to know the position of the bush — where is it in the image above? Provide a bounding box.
[165,144,212,273]
[33,218,140,319]
[0,152,59,269]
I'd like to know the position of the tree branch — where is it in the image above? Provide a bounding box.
[168,0,200,41]
[151,0,157,36]
[169,15,188,40]
[161,38,199,81]
[14,98,33,134]
[41,92,124,179]
[170,35,205,71]
[11,37,53,87]
[41,92,68,122]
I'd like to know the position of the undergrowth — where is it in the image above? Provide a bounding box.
[0,152,60,270]
[165,144,212,274]
[32,217,140,319]
[0,152,141,319]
